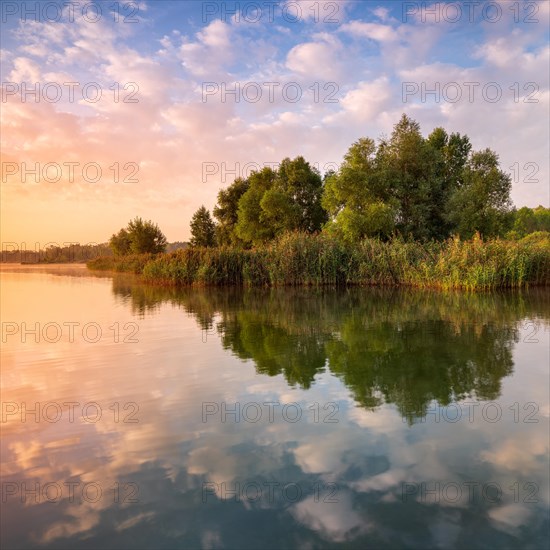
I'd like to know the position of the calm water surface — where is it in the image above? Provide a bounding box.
[1,265,549,549]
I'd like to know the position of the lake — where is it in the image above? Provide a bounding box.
[1,265,549,549]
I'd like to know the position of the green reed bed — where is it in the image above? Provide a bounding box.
[420,235,550,290]
[88,232,550,290]
[267,232,352,286]
[86,253,155,274]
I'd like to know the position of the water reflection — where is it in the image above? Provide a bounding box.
[1,268,548,549]
[111,281,547,422]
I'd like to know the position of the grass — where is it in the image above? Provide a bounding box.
[87,232,550,291]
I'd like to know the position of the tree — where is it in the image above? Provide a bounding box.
[446,149,513,238]
[325,202,395,243]
[378,114,436,240]
[208,114,519,245]
[533,206,550,232]
[235,167,278,246]
[275,156,327,232]
[323,137,396,241]
[127,217,167,254]
[508,205,550,238]
[426,128,471,239]
[323,116,439,241]
[321,114,515,242]
[235,157,327,245]
[213,177,249,246]
[190,206,216,247]
[234,159,326,247]
[109,228,131,256]
[109,218,166,255]
[323,138,380,217]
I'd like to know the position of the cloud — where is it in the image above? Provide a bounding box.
[1,0,548,244]
[286,34,343,80]
[291,491,371,542]
[340,21,398,42]
[488,504,533,535]
[338,77,393,121]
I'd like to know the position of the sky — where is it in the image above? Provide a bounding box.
[1,0,549,245]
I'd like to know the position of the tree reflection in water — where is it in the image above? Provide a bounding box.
[111,278,549,423]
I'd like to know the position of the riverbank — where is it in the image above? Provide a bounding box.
[87,232,550,291]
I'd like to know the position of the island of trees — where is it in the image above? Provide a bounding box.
[88,115,549,290]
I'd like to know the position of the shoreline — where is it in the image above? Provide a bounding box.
[86,232,550,292]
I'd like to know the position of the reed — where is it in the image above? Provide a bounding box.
[88,232,550,290]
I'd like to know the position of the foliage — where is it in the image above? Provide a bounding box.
[446,149,513,239]
[87,253,155,274]
[190,206,216,247]
[116,232,550,290]
[213,178,249,246]
[507,206,550,239]
[110,228,131,256]
[109,217,167,255]
[322,137,397,240]
[235,167,278,246]
[323,114,511,242]
[230,157,326,246]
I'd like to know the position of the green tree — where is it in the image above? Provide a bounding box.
[322,137,396,241]
[324,202,395,243]
[109,228,131,256]
[128,217,167,253]
[232,158,327,247]
[235,159,326,247]
[260,187,301,233]
[235,167,278,246]
[275,156,327,232]
[378,114,436,240]
[446,149,513,238]
[190,206,217,247]
[321,114,516,242]
[323,137,378,214]
[510,206,550,237]
[533,206,550,232]
[213,178,249,246]
[110,218,166,255]
[426,128,472,239]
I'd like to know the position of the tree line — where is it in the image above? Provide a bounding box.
[107,114,548,255]
[189,114,547,248]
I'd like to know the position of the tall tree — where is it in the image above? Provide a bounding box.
[190,206,217,247]
[446,149,513,238]
[323,137,395,241]
[213,177,250,246]
[235,167,278,246]
[378,114,435,240]
[426,128,472,239]
[275,156,327,232]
